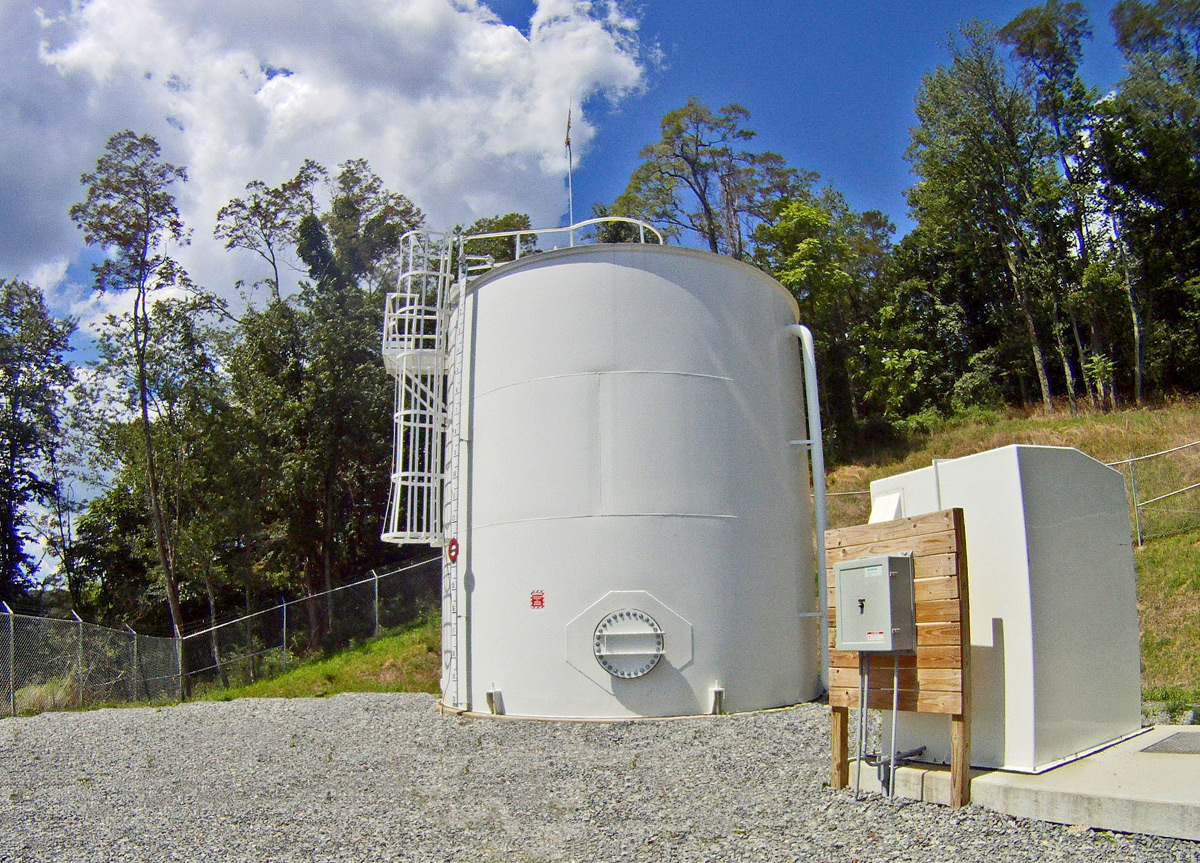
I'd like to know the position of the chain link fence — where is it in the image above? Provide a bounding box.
[0,604,180,717]
[1,557,440,717]
[179,558,439,696]
[1108,440,1200,545]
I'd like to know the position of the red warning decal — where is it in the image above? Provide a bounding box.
[530,590,545,609]
[447,538,459,563]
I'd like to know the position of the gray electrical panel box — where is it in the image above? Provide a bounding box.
[834,553,917,653]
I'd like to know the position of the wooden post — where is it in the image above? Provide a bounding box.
[950,715,970,807]
[949,507,971,808]
[831,705,850,788]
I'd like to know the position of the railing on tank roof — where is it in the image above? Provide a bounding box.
[396,217,664,288]
[455,216,664,271]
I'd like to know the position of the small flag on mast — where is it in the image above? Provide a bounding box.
[565,107,572,148]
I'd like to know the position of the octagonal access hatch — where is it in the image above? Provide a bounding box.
[566,590,693,691]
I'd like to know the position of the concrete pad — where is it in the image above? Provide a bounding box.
[854,726,1200,841]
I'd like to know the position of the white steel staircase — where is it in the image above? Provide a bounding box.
[381,231,450,546]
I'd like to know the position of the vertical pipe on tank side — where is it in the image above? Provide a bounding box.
[787,324,830,690]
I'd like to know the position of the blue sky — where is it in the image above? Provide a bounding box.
[501,1,1127,236]
[0,0,1130,323]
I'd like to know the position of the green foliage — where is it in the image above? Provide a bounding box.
[0,280,74,601]
[459,212,537,264]
[752,191,895,458]
[70,130,196,639]
[214,159,323,301]
[616,97,810,259]
[217,158,422,648]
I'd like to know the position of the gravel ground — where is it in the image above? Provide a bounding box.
[0,693,1195,862]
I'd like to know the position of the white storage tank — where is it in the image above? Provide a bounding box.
[431,243,822,718]
[868,444,1142,772]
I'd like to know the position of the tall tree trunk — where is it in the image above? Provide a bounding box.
[203,575,230,689]
[1003,246,1053,411]
[303,556,324,650]
[134,289,189,693]
[1110,214,1145,406]
[1068,310,1097,409]
[1048,284,1078,414]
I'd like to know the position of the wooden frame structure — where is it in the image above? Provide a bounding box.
[826,509,972,807]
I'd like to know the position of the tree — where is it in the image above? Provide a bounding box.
[69,130,192,638]
[1001,1,1099,410]
[753,193,894,456]
[225,158,421,648]
[0,280,74,602]
[214,159,324,302]
[1099,0,1200,402]
[323,158,423,301]
[906,23,1059,412]
[588,202,661,243]
[615,97,808,259]
[460,212,537,264]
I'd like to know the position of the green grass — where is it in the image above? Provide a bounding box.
[193,614,441,702]
[1136,528,1200,704]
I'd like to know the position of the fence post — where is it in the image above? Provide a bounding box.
[125,625,138,703]
[373,570,380,638]
[281,599,288,672]
[3,601,13,718]
[71,610,84,708]
[1130,453,1144,547]
[175,628,184,702]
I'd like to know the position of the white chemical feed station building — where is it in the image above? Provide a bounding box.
[868,446,1143,773]
[381,220,828,718]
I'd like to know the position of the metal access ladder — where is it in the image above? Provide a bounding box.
[381,232,451,546]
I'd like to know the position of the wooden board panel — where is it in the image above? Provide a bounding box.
[829,621,962,650]
[826,531,956,564]
[829,666,961,692]
[829,686,963,714]
[827,552,958,585]
[828,646,962,669]
[828,596,960,627]
[825,508,968,716]
[825,510,955,550]
[826,573,957,610]
[826,507,971,807]
[914,575,959,602]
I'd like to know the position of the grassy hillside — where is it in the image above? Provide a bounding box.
[827,399,1200,530]
[194,615,441,702]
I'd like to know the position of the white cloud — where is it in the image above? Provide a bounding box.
[1,0,647,309]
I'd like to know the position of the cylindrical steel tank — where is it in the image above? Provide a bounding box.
[442,244,819,718]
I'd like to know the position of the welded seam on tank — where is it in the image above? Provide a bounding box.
[472,370,734,399]
[472,512,738,530]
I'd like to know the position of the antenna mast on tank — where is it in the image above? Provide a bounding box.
[565,105,575,244]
